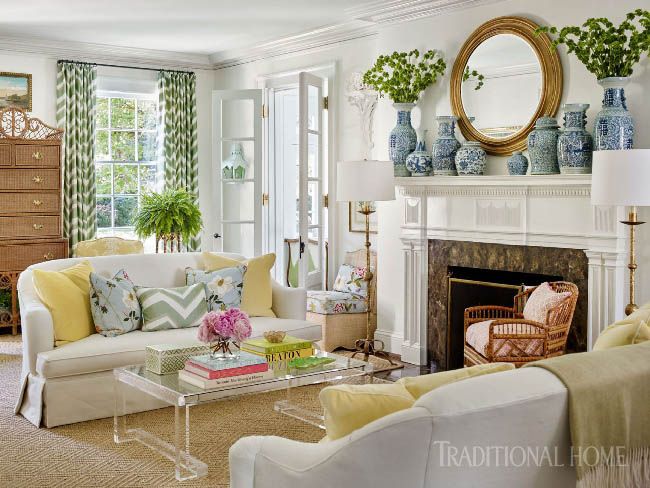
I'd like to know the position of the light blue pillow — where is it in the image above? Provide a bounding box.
[185,265,246,312]
[90,269,141,337]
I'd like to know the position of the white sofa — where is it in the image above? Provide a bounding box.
[15,252,321,428]
[230,367,577,487]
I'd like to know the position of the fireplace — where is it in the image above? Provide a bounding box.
[428,240,589,371]
[445,266,563,370]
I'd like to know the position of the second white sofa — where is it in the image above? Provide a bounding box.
[16,252,320,427]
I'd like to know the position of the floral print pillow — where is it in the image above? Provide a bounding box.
[90,269,141,337]
[333,264,372,297]
[185,265,246,312]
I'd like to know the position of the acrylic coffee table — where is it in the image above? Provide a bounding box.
[113,350,373,481]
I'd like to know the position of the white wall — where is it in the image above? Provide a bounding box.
[214,0,650,355]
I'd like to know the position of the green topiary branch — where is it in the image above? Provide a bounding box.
[362,49,447,103]
[537,9,650,79]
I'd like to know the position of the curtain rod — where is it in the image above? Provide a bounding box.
[57,59,194,75]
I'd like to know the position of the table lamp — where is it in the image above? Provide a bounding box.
[592,149,650,315]
[337,160,395,361]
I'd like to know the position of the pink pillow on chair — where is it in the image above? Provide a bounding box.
[523,282,571,324]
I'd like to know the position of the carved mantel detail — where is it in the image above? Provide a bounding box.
[391,176,627,366]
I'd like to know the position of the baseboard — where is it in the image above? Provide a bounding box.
[374,329,403,355]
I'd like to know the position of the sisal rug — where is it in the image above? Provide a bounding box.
[0,337,387,488]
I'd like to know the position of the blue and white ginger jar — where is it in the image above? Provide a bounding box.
[455,141,486,175]
[389,103,417,177]
[527,117,560,175]
[558,103,593,174]
[405,139,433,176]
[593,77,634,150]
[432,115,461,176]
[507,151,528,175]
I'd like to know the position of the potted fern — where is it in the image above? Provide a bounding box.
[537,9,650,150]
[134,188,202,253]
[363,49,446,176]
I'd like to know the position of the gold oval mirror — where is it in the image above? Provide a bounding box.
[450,16,562,155]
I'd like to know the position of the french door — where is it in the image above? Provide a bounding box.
[212,89,263,257]
[296,72,325,289]
[212,72,327,289]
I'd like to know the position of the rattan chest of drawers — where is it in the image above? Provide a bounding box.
[0,107,68,335]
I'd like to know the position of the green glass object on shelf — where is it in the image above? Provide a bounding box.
[288,356,336,369]
[222,142,248,180]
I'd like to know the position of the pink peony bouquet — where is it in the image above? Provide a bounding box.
[197,308,252,347]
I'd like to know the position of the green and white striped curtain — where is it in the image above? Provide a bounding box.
[56,61,97,253]
[158,70,200,251]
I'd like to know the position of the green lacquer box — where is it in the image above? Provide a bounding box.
[145,343,211,375]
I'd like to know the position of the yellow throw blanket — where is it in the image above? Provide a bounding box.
[525,341,650,488]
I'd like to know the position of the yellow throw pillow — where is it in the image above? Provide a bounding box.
[319,383,415,440]
[593,320,650,351]
[32,261,95,346]
[398,362,516,399]
[202,252,276,317]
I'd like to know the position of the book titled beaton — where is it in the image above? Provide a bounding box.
[241,335,314,355]
[178,369,275,389]
[184,351,269,380]
[242,347,314,363]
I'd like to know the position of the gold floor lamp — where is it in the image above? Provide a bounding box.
[336,160,395,361]
[592,149,650,315]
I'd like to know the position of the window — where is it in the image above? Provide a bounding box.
[94,93,161,246]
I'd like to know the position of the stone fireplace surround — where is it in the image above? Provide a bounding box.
[394,175,628,366]
[428,240,588,370]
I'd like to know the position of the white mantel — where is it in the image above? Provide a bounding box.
[394,175,627,365]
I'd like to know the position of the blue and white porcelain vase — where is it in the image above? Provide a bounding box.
[432,116,461,175]
[558,103,593,174]
[593,77,634,150]
[389,103,417,177]
[405,136,433,177]
[527,117,560,175]
[455,141,486,176]
[507,151,528,175]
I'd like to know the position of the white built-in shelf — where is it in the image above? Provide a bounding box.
[222,178,255,184]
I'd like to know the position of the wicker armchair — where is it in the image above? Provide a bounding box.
[464,281,579,367]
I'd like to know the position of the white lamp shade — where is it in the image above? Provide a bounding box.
[336,160,395,202]
[591,149,650,207]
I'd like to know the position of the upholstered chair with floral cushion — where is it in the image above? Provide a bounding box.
[464,281,579,367]
[73,237,144,257]
[307,250,377,352]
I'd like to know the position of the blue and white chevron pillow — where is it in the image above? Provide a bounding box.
[185,265,246,312]
[136,283,208,332]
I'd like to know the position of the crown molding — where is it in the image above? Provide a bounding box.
[0,35,213,71]
[210,20,378,70]
[346,0,506,25]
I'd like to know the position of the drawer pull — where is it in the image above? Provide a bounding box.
[33,224,44,230]
[32,199,43,207]
[43,252,54,260]
[33,151,43,160]
[32,176,43,184]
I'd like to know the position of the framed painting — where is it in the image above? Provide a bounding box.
[348,201,378,234]
[0,72,32,111]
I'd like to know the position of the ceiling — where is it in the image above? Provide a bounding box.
[0,0,377,56]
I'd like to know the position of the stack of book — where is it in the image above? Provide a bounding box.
[241,335,314,363]
[178,351,273,389]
